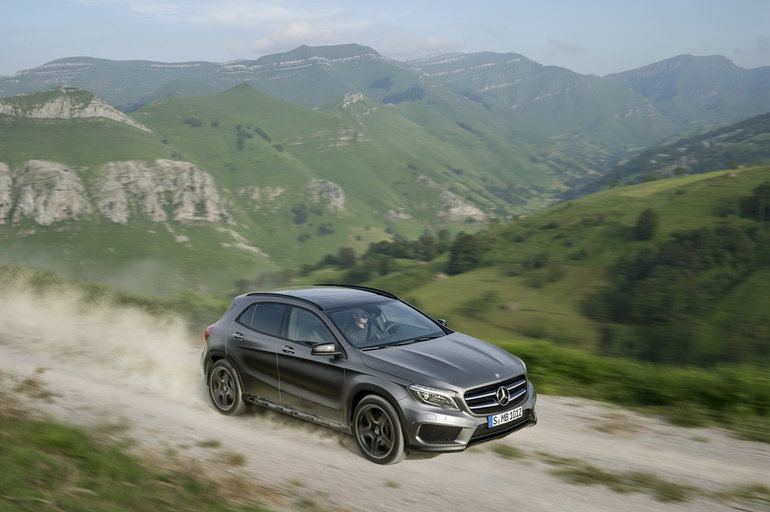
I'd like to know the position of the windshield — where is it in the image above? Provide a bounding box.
[328,300,445,350]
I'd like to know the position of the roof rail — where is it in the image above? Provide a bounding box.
[314,283,399,300]
[245,291,322,310]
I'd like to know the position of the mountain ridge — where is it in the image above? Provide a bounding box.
[605,54,770,126]
[3,46,767,188]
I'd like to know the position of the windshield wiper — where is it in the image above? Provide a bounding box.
[395,335,440,346]
[361,345,389,351]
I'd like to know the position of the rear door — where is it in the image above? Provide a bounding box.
[276,306,346,423]
[225,301,287,403]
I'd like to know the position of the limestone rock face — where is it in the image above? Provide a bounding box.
[0,163,12,223]
[308,179,344,212]
[440,190,487,222]
[7,161,93,225]
[0,159,230,226]
[94,160,230,224]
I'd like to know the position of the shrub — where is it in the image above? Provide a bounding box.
[634,208,659,240]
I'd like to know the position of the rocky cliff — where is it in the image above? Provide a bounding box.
[0,159,229,226]
[94,160,230,224]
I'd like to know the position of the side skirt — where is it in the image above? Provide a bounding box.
[243,393,351,433]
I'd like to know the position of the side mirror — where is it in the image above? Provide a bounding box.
[437,319,449,327]
[311,342,341,356]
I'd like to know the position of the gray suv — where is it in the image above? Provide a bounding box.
[201,285,536,464]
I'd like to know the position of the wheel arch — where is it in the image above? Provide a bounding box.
[203,351,236,385]
[347,382,408,434]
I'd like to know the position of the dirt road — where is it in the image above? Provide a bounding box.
[0,288,767,511]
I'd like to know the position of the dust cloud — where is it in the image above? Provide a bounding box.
[0,281,202,403]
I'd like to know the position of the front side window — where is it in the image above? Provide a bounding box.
[287,307,335,344]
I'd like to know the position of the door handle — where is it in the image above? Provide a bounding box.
[282,345,295,354]
[232,332,245,342]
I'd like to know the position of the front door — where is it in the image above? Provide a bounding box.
[277,306,346,423]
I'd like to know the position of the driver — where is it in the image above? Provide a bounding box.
[344,309,371,347]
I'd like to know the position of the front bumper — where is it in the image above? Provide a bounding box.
[398,381,537,453]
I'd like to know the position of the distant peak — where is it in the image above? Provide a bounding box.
[608,54,739,78]
[234,43,384,69]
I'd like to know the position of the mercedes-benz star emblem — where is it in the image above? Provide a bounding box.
[495,386,511,406]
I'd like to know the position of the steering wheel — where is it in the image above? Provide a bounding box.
[384,324,400,336]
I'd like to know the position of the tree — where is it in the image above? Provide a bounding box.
[634,208,659,240]
[337,247,357,269]
[747,181,770,221]
[447,232,486,274]
[291,203,308,224]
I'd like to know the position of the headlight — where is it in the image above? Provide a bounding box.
[409,384,459,410]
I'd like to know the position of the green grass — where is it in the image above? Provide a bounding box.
[537,452,696,502]
[0,407,273,512]
[0,117,170,168]
[501,339,769,442]
[490,443,526,460]
[408,265,604,350]
[0,219,279,297]
[539,451,770,506]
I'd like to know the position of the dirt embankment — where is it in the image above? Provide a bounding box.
[0,288,767,512]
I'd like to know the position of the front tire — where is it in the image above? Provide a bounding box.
[353,395,406,464]
[208,360,246,415]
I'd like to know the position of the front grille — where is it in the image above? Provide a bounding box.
[463,376,527,416]
[417,424,462,445]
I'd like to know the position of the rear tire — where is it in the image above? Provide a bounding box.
[353,395,406,464]
[208,360,246,415]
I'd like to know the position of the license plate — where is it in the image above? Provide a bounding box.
[488,407,523,428]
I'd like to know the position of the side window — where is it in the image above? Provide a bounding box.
[251,303,288,337]
[236,304,256,328]
[287,307,335,345]
[237,302,287,338]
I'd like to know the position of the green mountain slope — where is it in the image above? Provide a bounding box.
[131,83,560,217]
[0,86,569,294]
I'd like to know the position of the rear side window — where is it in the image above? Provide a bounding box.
[237,302,287,337]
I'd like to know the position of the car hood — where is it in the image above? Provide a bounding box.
[360,332,524,390]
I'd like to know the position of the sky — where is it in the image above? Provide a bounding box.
[2,0,769,77]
